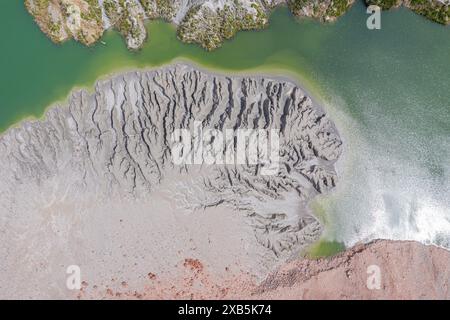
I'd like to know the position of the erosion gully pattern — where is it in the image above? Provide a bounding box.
[0,64,341,298]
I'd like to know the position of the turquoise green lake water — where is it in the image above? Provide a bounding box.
[1,0,449,255]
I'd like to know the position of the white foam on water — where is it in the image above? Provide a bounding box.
[314,89,450,250]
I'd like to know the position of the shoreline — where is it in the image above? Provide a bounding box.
[3,60,448,258]
[4,60,448,257]
[0,56,326,132]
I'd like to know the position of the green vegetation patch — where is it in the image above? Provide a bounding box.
[305,240,346,258]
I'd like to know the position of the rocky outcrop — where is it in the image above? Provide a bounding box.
[25,0,279,50]
[287,0,355,22]
[0,64,341,298]
[255,240,450,299]
[176,0,271,50]
[25,1,449,51]
[366,0,449,25]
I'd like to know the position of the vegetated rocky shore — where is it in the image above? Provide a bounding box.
[0,64,342,298]
[25,0,449,51]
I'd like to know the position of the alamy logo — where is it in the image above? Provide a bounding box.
[366,264,381,290]
[367,5,381,30]
[170,121,280,175]
[66,265,81,290]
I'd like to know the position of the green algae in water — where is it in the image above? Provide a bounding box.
[304,199,347,258]
[306,241,346,258]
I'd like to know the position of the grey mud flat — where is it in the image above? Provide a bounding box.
[0,64,342,299]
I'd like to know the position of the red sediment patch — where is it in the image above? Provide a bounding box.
[183,258,203,272]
